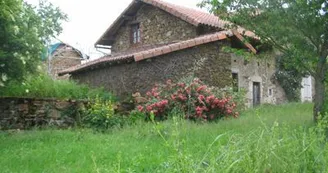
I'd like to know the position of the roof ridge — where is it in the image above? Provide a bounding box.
[141,0,218,26]
[95,0,229,46]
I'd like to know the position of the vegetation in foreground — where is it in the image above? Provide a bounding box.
[2,103,327,173]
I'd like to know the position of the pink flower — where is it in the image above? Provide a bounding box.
[137,105,144,112]
[213,98,219,104]
[196,106,203,111]
[198,95,205,101]
[178,83,185,88]
[162,99,169,105]
[196,85,207,92]
[146,105,153,112]
[185,87,191,95]
[171,94,176,100]
[155,102,161,108]
[178,94,187,101]
[207,95,215,101]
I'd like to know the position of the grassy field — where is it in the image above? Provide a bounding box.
[1,103,327,173]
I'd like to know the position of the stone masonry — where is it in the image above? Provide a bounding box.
[111,4,197,54]
[0,97,86,130]
[231,53,287,107]
[72,42,232,98]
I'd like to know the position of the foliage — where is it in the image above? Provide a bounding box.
[1,103,325,172]
[212,87,247,112]
[0,74,114,100]
[199,0,328,119]
[128,110,146,125]
[136,78,239,121]
[0,0,67,86]
[274,54,307,102]
[83,97,124,130]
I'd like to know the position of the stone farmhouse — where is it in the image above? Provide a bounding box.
[44,42,89,80]
[59,0,287,107]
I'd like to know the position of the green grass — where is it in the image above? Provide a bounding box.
[0,74,114,100]
[1,103,327,172]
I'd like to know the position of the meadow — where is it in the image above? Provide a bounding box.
[1,103,327,173]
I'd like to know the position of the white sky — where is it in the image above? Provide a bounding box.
[26,0,206,59]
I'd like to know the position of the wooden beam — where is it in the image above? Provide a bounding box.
[232,30,257,54]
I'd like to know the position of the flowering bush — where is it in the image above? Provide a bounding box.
[136,78,239,121]
[83,97,124,130]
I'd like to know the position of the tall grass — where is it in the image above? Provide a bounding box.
[0,74,114,100]
[1,103,326,172]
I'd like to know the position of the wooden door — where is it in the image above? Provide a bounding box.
[253,82,261,106]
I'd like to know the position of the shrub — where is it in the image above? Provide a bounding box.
[212,87,247,113]
[83,97,123,130]
[136,78,239,121]
[128,110,146,125]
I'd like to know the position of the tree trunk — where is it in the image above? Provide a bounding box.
[313,56,327,122]
[313,75,325,122]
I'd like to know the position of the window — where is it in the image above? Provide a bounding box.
[232,73,239,92]
[269,89,273,96]
[131,24,141,44]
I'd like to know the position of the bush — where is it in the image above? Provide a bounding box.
[136,78,239,121]
[0,74,114,100]
[128,110,146,125]
[212,87,247,113]
[83,97,124,130]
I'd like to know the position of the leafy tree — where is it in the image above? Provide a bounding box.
[0,0,67,86]
[200,0,328,121]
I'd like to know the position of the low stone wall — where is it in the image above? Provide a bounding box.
[0,97,87,130]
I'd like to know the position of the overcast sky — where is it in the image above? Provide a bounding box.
[25,0,207,59]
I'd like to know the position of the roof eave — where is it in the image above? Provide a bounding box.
[94,0,142,47]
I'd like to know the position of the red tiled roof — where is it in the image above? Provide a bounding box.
[59,31,229,75]
[95,0,256,46]
[142,0,228,28]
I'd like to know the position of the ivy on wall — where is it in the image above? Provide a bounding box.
[273,54,306,102]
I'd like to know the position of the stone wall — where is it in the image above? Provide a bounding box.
[0,97,86,130]
[72,42,232,99]
[111,4,197,54]
[45,45,82,80]
[231,53,287,107]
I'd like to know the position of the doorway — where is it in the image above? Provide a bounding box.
[253,82,261,106]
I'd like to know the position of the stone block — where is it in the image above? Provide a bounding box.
[18,104,28,112]
[55,101,71,110]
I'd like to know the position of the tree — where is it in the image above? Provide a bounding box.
[0,0,67,86]
[200,0,328,121]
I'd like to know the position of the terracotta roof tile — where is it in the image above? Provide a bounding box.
[59,31,229,75]
[142,0,228,28]
[169,44,180,52]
